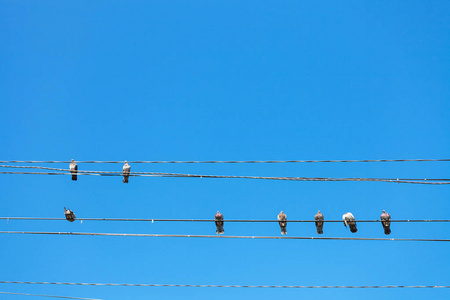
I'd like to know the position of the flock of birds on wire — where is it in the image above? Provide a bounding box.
[67,160,393,235]
[63,208,392,236]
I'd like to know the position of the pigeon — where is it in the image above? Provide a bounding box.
[215,211,224,234]
[314,210,324,234]
[277,211,287,235]
[343,212,357,233]
[64,207,76,222]
[380,210,391,235]
[69,159,78,181]
[123,161,131,183]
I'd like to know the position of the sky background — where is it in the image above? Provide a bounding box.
[1,1,449,299]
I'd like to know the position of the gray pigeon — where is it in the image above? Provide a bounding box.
[277,211,287,235]
[380,210,391,235]
[314,210,324,234]
[64,207,76,222]
[215,211,224,234]
[342,212,357,233]
[123,161,131,183]
[69,159,78,181]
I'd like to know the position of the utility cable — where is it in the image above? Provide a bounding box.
[1,217,449,223]
[1,159,449,164]
[0,291,101,299]
[2,164,450,183]
[0,170,448,185]
[0,231,448,242]
[0,281,448,289]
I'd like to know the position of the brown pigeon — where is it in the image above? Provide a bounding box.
[123,161,131,183]
[69,159,78,181]
[215,211,224,234]
[64,207,76,222]
[343,212,357,233]
[380,210,391,235]
[314,210,324,234]
[277,211,287,235]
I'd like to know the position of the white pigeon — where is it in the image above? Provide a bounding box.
[69,159,78,181]
[123,161,131,183]
[342,212,357,233]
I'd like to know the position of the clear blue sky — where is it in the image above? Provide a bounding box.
[1,1,449,299]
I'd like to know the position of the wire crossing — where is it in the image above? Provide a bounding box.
[0,171,449,185]
[0,281,448,289]
[1,158,449,164]
[0,231,449,242]
[0,291,100,300]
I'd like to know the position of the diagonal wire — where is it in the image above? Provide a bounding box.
[0,231,449,242]
[0,169,449,185]
[0,291,101,299]
[1,159,450,164]
[0,281,448,289]
[1,164,450,182]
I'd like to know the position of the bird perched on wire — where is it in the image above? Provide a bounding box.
[380,210,391,235]
[123,161,131,183]
[64,207,76,222]
[69,159,78,181]
[343,212,357,233]
[277,211,287,235]
[215,211,224,234]
[315,210,324,234]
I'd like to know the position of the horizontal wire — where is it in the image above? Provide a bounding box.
[1,159,450,164]
[2,165,450,182]
[0,291,101,300]
[0,171,449,185]
[0,231,449,242]
[0,281,448,289]
[1,217,449,223]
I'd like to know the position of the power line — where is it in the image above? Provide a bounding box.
[0,231,448,242]
[1,158,449,164]
[0,171,448,185]
[2,164,450,183]
[0,291,101,300]
[0,281,448,289]
[1,217,449,223]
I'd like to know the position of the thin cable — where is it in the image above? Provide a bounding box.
[1,159,449,164]
[1,217,449,223]
[0,231,448,242]
[0,171,449,185]
[2,164,450,183]
[0,281,448,289]
[0,291,101,299]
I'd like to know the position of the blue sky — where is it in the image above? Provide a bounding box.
[1,1,449,299]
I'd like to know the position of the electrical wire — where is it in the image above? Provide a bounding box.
[0,231,448,242]
[1,217,449,223]
[0,281,448,289]
[0,171,448,185]
[0,291,101,300]
[2,164,450,183]
[1,159,449,164]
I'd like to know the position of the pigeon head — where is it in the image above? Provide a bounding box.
[382,210,386,213]
[317,210,321,213]
[71,159,75,162]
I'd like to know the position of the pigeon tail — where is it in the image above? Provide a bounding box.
[216,226,224,235]
[281,227,287,235]
[384,227,391,235]
[349,224,358,233]
[317,228,323,234]
[123,176,129,183]
[72,174,77,181]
